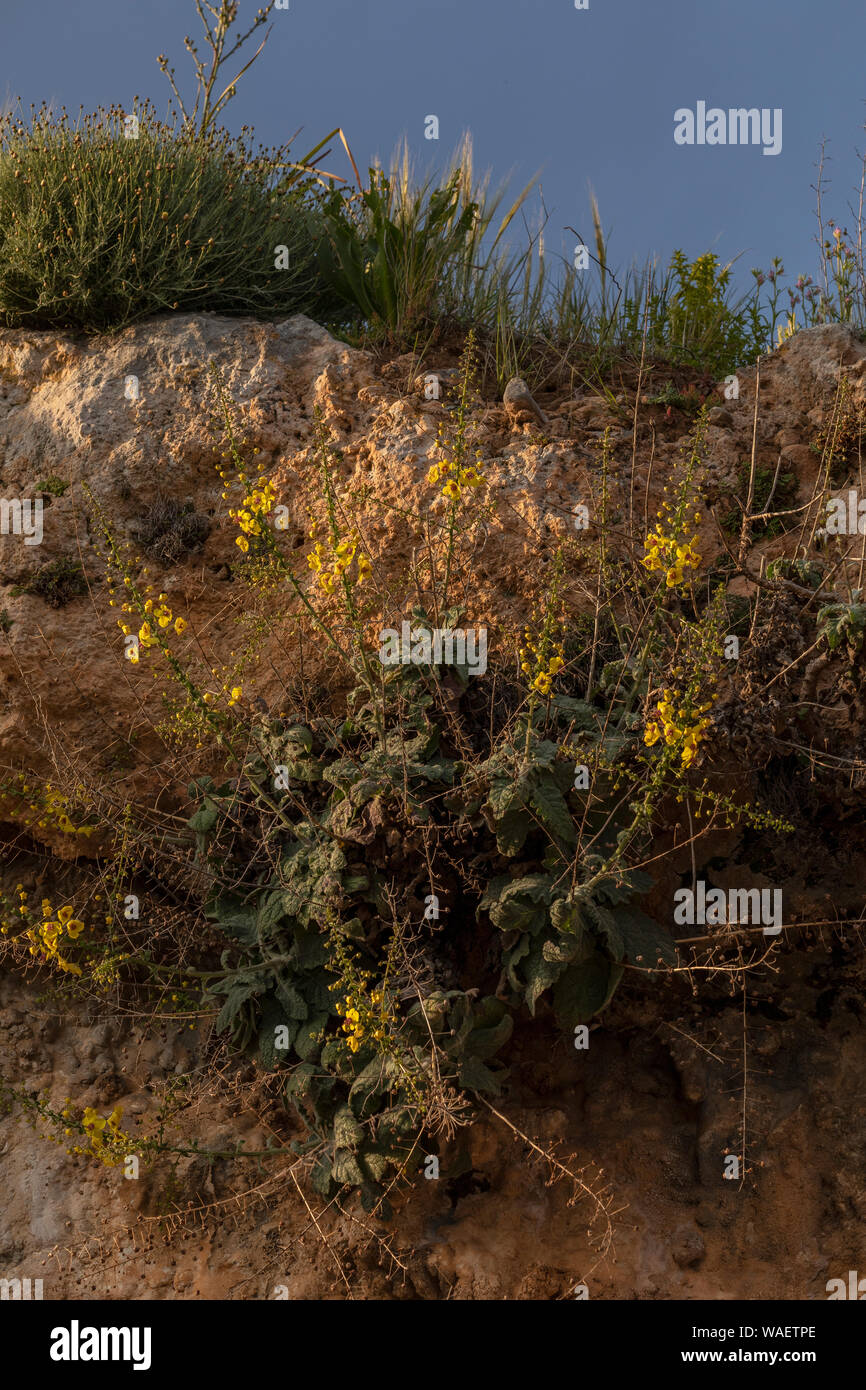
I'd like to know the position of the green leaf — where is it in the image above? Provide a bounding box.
[284,1062,317,1098]
[553,952,623,1027]
[466,1009,513,1060]
[530,772,577,845]
[550,695,600,730]
[481,874,551,933]
[333,1105,365,1152]
[257,995,298,1068]
[349,1055,402,1117]
[209,894,257,947]
[586,901,624,958]
[274,977,308,1020]
[256,890,288,940]
[613,906,678,968]
[458,1054,503,1095]
[189,797,219,851]
[524,938,569,1014]
[294,1011,329,1060]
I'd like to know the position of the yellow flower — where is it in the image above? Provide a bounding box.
[174,617,187,635]
[644,723,661,747]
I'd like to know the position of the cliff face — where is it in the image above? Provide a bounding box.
[1,314,864,1299]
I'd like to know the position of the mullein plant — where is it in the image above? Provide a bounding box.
[424,329,489,615]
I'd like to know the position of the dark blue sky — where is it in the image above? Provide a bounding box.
[4,0,866,292]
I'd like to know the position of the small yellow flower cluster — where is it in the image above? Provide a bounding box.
[334,984,393,1052]
[644,689,713,768]
[1,775,97,838]
[426,449,485,502]
[643,502,702,588]
[328,948,397,1056]
[76,1104,132,1167]
[306,526,371,594]
[200,669,243,709]
[24,897,86,975]
[115,581,187,663]
[229,475,276,554]
[520,629,565,697]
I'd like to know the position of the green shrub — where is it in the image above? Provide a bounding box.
[0,103,326,333]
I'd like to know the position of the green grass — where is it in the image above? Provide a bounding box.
[315,139,770,387]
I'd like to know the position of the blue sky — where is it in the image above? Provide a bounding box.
[4,0,866,292]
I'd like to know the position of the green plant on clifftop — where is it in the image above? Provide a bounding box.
[0,103,323,332]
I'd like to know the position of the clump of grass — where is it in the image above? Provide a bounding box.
[0,102,327,333]
[318,138,769,386]
[134,496,210,566]
[10,557,87,607]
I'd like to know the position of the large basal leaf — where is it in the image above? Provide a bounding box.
[481,874,551,934]
[523,937,571,1015]
[210,894,258,947]
[465,1008,513,1061]
[273,977,308,1021]
[349,1054,402,1117]
[614,905,678,968]
[294,1010,329,1060]
[457,1053,504,1096]
[257,995,299,1068]
[552,951,624,1027]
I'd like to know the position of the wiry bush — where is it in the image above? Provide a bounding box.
[0,103,328,333]
[134,497,211,566]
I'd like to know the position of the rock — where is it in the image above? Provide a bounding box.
[503,376,547,428]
